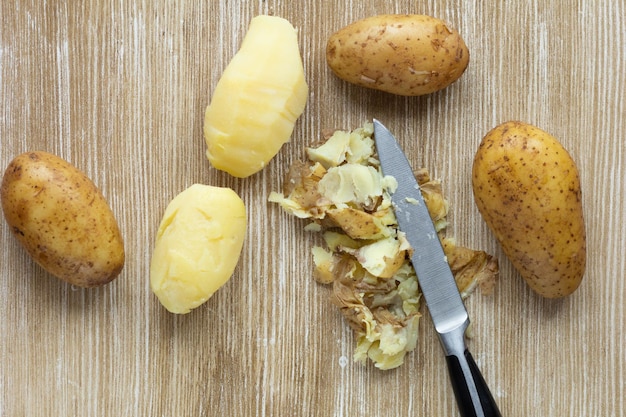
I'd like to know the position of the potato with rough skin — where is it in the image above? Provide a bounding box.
[0,151,125,287]
[326,14,469,96]
[150,184,246,314]
[472,121,586,298]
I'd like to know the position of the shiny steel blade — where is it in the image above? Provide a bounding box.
[373,119,468,336]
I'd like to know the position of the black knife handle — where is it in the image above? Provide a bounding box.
[445,349,502,417]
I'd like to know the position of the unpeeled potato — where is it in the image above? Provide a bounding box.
[472,121,586,298]
[1,151,125,287]
[326,14,469,96]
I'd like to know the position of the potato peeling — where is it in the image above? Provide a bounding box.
[269,122,498,370]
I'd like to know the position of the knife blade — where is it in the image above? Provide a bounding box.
[373,119,502,417]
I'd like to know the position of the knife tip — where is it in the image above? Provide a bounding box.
[372,119,386,134]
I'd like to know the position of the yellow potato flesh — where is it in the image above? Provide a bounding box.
[326,14,469,96]
[0,151,125,287]
[150,184,247,313]
[472,121,586,298]
[204,15,308,178]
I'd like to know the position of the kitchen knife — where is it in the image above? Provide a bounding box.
[373,119,502,417]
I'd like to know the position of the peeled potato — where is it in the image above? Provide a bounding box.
[1,151,125,287]
[472,121,586,298]
[204,15,309,178]
[150,184,247,313]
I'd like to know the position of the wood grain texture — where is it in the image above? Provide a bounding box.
[1,1,624,416]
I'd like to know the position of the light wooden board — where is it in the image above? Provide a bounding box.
[1,1,624,416]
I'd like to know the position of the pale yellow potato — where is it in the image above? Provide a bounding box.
[0,151,125,287]
[150,184,246,314]
[326,14,469,96]
[204,15,308,178]
[472,121,586,298]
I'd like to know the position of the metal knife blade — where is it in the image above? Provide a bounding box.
[373,119,467,336]
[373,119,502,417]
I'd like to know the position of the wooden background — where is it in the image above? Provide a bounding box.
[1,1,624,416]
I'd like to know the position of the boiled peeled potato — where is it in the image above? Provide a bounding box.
[150,184,246,314]
[204,15,309,178]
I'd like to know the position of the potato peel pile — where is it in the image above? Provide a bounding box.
[269,122,498,370]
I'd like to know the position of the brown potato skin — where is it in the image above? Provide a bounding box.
[472,121,586,298]
[1,151,125,287]
[326,14,469,96]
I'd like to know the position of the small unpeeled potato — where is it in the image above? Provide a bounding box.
[472,121,586,298]
[204,15,309,178]
[150,184,247,314]
[1,151,125,287]
[326,14,469,96]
